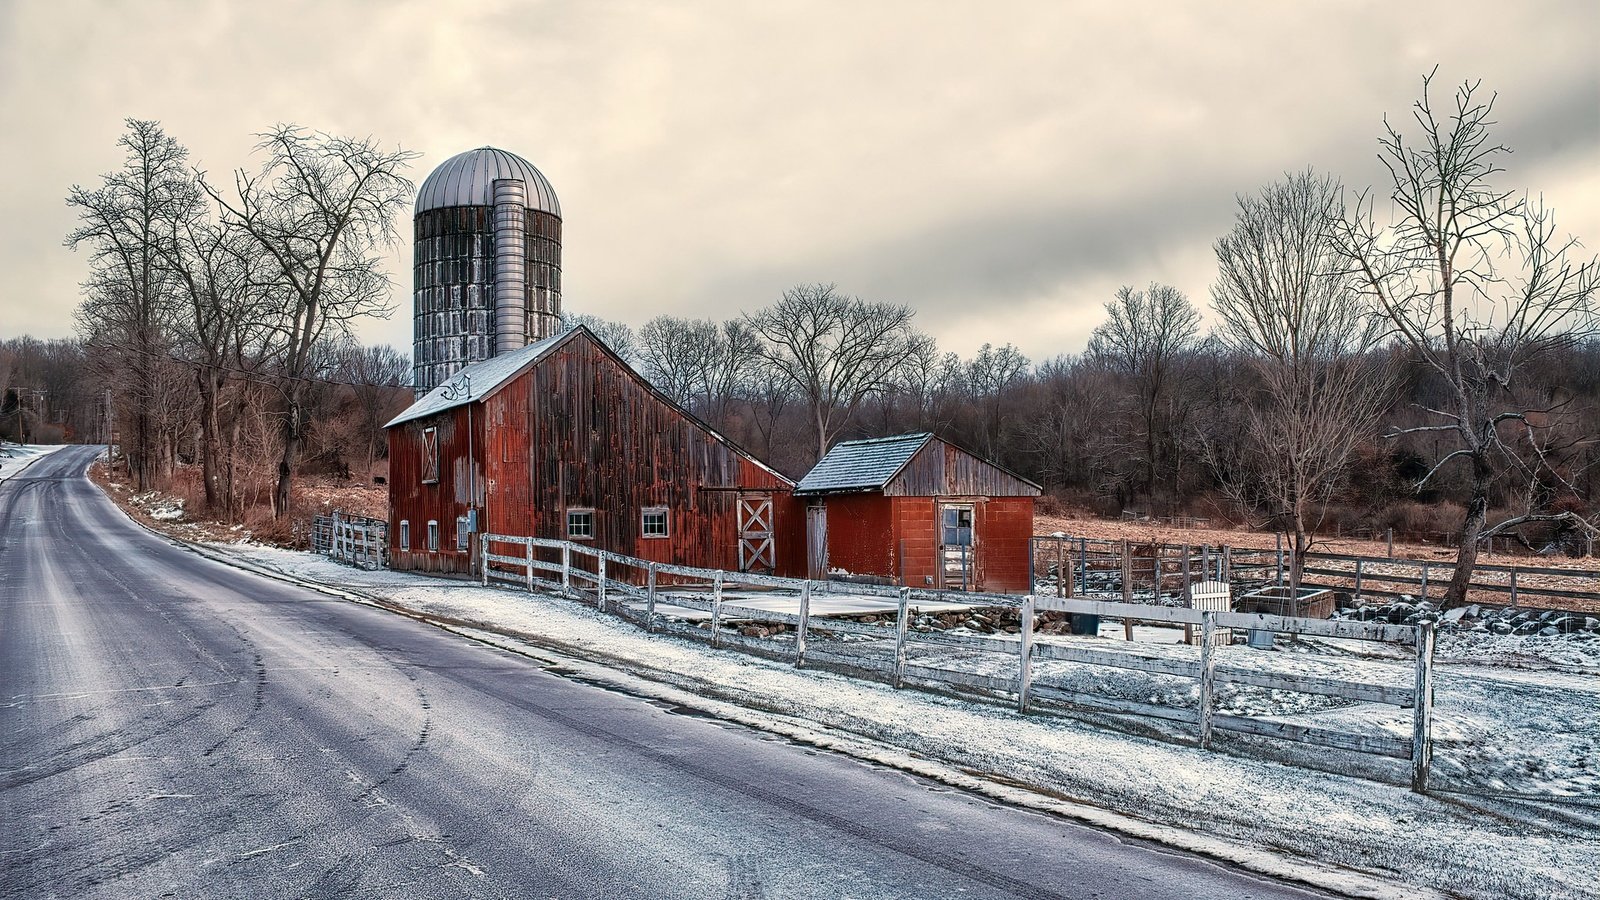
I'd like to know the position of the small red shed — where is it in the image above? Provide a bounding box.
[794,433,1041,593]
[385,327,804,578]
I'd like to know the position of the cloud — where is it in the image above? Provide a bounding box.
[2,0,1596,364]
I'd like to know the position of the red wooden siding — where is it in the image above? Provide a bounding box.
[391,328,803,579]
[388,407,484,575]
[883,438,1040,498]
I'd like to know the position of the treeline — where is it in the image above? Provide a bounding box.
[583,73,1599,609]
[48,118,416,522]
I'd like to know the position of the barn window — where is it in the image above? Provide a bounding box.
[456,516,470,551]
[566,509,595,540]
[421,427,440,484]
[399,520,410,551]
[427,520,439,552]
[641,507,669,539]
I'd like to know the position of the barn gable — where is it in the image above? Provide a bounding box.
[796,433,1040,498]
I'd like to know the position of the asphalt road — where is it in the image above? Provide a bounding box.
[0,446,1326,899]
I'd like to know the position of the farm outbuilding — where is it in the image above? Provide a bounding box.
[384,326,805,579]
[794,433,1041,592]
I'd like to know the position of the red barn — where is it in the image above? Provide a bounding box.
[384,326,804,578]
[795,433,1041,592]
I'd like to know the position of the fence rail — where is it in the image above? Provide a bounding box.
[480,532,1439,792]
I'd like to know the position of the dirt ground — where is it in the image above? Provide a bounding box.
[1035,510,1598,571]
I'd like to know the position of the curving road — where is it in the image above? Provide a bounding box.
[0,446,1325,899]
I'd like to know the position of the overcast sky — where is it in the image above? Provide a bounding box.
[2,0,1596,362]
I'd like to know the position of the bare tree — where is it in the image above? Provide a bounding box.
[965,342,1031,460]
[563,313,640,365]
[747,283,926,461]
[1334,72,1599,605]
[1087,282,1201,499]
[336,342,412,479]
[1211,170,1393,608]
[204,126,416,518]
[66,119,197,489]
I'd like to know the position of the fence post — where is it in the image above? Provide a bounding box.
[1418,563,1427,604]
[893,587,910,688]
[711,572,724,648]
[1056,535,1066,598]
[480,534,489,587]
[1508,568,1519,607]
[561,544,571,593]
[1354,558,1364,598]
[525,540,535,592]
[646,563,658,632]
[1275,533,1284,587]
[796,580,812,667]
[1017,595,1035,713]
[1153,552,1163,600]
[1386,528,1394,559]
[1181,544,1192,604]
[1120,543,1135,641]
[1198,611,1217,749]
[1079,537,1088,592]
[597,554,607,612]
[1411,621,1436,793]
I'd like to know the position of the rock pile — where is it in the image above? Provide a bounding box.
[1338,600,1600,638]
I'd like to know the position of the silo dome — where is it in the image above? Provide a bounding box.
[412,146,563,396]
[416,147,561,216]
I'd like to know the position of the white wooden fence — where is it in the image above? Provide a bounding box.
[479,533,1438,793]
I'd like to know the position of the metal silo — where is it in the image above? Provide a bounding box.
[412,147,562,395]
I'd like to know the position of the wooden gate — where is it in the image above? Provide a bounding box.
[806,504,828,580]
[737,492,775,573]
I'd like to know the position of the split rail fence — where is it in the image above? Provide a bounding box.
[481,532,1439,792]
[1031,535,1600,610]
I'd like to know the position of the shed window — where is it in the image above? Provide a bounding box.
[641,507,669,539]
[399,520,410,551]
[942,506,974,546]
[566,509,595,540]
[427,520,439,552]
[421,427,440,484]
[456,516,470,551]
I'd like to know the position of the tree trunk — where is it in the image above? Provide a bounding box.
[195,368,223,514]
[274,381,305,520]
[1445,455,1492,608]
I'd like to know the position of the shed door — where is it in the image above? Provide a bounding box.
[806,504,828,580]
[939,503,976,591]
[737,493,775,574]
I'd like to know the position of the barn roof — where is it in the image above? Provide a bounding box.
[794,433,933,495]
[382,326,794,486]
[385,330,571,428]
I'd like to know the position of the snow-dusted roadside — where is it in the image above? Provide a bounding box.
[0,442,66,481]
[184,539,1597,900]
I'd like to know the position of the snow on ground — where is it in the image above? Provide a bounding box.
[197,540,1598,900]
[0,443,65,481]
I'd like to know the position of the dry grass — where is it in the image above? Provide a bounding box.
[90,459,387,550]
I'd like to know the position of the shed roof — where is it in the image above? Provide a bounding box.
[794,433,933,495]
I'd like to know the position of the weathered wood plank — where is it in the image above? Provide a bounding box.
[1210,715,1411,759]
[1029,685,1200,725]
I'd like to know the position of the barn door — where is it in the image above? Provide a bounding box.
[737,492,775,574]
[805,504,828,580]
[939,503,975,591]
